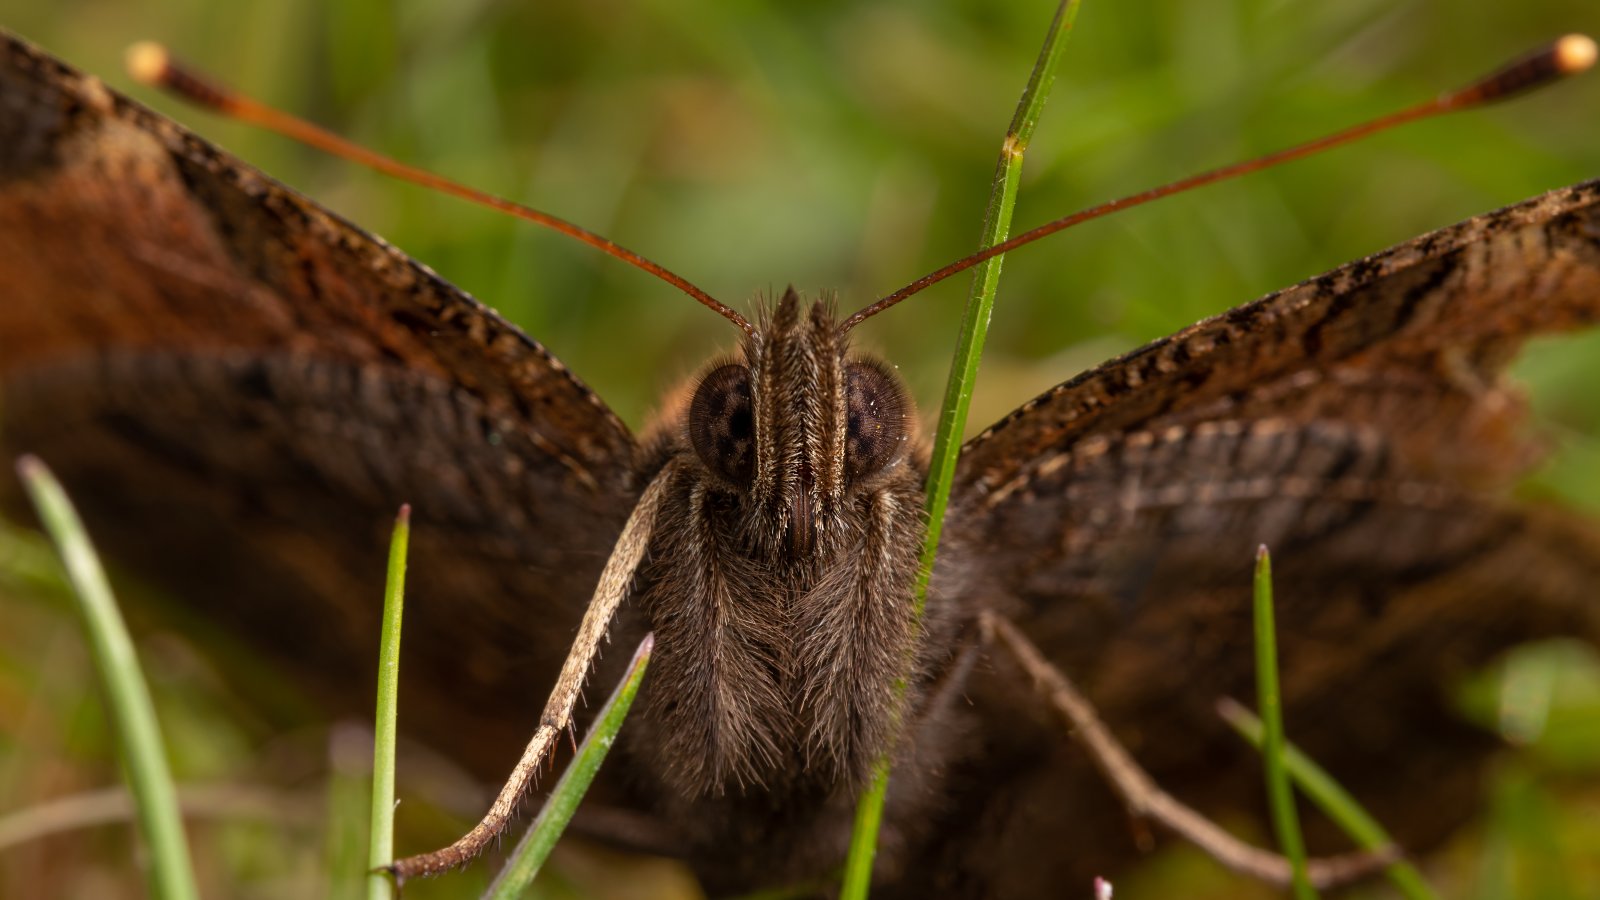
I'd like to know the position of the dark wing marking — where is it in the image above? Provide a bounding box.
[920,183,1600,892]
[0,30,640,773]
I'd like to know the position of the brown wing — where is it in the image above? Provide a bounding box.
[0,31,640,773]
[959,180,1600,490]
[919,183,1600,894]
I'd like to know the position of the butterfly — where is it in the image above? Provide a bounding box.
[3,8,1600,898]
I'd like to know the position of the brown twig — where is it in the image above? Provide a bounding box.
[981,611,1397,889]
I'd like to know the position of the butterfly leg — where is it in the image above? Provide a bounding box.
[980,611,1395,889]
[384,467,675,882]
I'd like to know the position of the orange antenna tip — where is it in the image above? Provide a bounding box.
[1445,34,1600,108]
[1555,34,1598,75]
[124,41,170,86]
[123,41,236,112]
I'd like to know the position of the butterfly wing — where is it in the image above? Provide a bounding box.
[0,31,642,772]
[959,180,1600,490]
[923,181,1600,892]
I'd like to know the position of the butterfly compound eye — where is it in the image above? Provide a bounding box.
[843,362,909,480]
[689,364,756,485]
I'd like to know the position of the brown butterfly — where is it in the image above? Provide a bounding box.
[3,15,1600,900]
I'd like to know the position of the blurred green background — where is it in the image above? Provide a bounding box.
[2,0,1599,897]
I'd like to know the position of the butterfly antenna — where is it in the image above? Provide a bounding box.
[842,34,1597,332]
[124,42,754,335]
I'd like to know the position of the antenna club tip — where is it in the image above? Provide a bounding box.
[1555,34,1598,75]
[124,41,170,85]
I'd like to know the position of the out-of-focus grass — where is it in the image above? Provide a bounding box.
[15,458,198,900]
[1,0,1599,896]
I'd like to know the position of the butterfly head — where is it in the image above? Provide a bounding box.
[686,286,914,559]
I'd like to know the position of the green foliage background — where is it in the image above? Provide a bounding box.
[1,0,1599,897]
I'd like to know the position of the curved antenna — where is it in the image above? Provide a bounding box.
[125,42,755,336]
[841,34,1597,333]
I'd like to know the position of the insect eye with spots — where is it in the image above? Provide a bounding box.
[842,361,910,482]
[688,363,756,486]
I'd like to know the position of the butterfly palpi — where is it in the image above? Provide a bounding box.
[2,21,1600,898]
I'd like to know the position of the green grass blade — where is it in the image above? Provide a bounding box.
[1253,547,1316,899]
[367,504,410,900]
[841,756,891,898]
[15,456,200,900]
[482,633,655,900]
[911,0,1082,623]
[841,758,887,894]
[1218,697,1438,900]
[841,3,1083,894]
